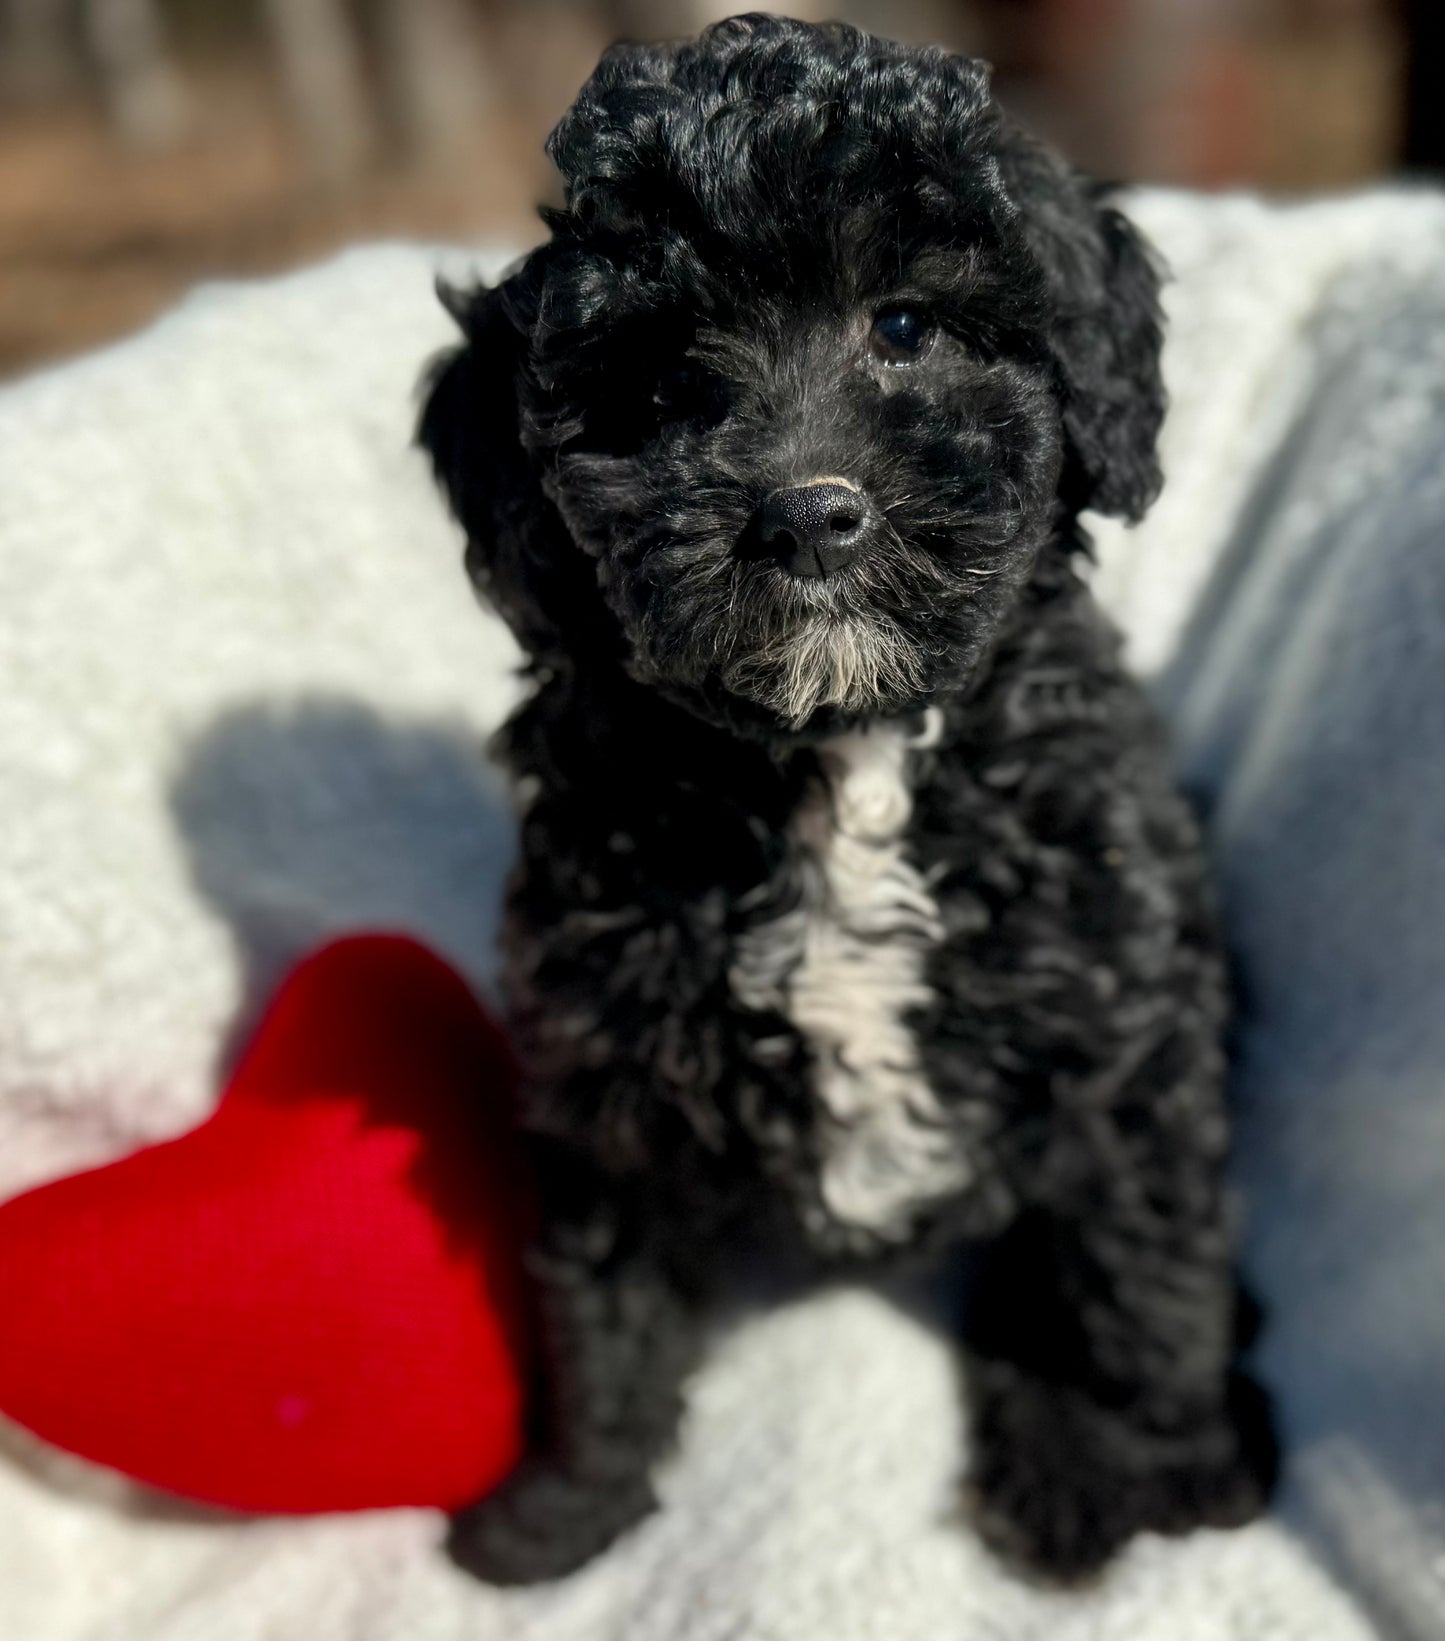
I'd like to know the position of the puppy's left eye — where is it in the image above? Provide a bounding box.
[870,306,936,366]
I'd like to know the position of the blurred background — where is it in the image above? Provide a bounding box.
[0,0,1437,379]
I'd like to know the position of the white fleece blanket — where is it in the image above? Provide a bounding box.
[3,189,1444,1641]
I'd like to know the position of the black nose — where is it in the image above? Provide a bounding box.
[755,482,879,579]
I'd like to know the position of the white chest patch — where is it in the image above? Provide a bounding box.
[731,713,971,1239]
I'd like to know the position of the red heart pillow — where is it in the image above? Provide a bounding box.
[0,935,531,1513]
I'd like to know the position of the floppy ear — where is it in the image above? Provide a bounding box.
[998,136,1166,523]
[1049,187,1166,522]
[417,272,597,661]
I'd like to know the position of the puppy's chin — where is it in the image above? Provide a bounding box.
[608,536,968,737]
[722,610,924,728]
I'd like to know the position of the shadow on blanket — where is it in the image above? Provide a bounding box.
[169,696,518,1074]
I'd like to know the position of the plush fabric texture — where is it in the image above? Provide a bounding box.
[0,935,530,1514]
[1,186,1443,1639]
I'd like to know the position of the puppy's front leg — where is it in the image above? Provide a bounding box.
[962,1138,1277,1579]
[448,1151,698,1585]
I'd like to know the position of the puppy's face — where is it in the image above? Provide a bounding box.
[422,18,1164,738]
[543,206,1062,731]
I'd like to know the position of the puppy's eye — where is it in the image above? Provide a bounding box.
[654,364,709,416]
[870,306,936,366]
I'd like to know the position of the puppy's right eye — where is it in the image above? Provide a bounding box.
[653,365,708,416]
[651,363,729,432]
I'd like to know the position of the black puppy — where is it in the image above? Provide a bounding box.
[420,13,1276,1586]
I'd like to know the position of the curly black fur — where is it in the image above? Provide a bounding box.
[418,14,1276,1586]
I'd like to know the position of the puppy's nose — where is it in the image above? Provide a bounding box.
[755,481,880,579]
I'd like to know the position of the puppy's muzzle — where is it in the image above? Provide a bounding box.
[754,479,884,580]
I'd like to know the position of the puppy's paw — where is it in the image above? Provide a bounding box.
[967,1364,1277,1582]
[446,1459,656,1586]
